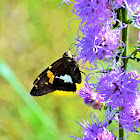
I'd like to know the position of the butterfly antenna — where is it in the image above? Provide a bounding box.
[77,106,89,137]
[69,42,77,51]
[69,36,83,50]
[80,71,87,77]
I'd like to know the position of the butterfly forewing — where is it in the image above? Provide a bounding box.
[32,58,63,85]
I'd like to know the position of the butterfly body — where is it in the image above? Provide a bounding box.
[30,51,81,96]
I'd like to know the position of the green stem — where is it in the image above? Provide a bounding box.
[121,8,128,70]
[119,107,124,140]
[119,8,129,140]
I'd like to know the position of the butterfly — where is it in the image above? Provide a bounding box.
[30,50,82,96]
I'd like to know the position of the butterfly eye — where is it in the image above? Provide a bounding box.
[63,51,69,57]
[65,52,68,56]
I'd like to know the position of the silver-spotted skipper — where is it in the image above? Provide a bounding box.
[30,51,81,96]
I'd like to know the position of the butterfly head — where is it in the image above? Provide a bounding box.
[63,50,72,58]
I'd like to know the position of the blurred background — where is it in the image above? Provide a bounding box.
[0,0,139,140]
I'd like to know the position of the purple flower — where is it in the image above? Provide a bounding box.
[95,69,140,110]
[77,81,103,110]
[76,26,120,65]
[72,0,112,29]
[119,94,140,132]
[72,114,116,140]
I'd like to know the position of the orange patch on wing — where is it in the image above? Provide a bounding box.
[47,70,53,78]
[49,75,55,84]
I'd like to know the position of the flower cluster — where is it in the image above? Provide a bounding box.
[61,0,140,26]
[95,69,140,110]
[78,69,140,133]
[72,0,120,64]
[73,0,112,29]
[76,26,120,65]
[72,114,116,140]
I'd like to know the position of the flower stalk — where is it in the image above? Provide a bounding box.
[121,8,128,70]
[119,107,124,140]
[119,7,128,140]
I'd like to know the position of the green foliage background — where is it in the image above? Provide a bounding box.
[0,0,139,140]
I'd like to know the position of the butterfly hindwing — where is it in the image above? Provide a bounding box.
[30,76,56,96]
[30,51,81,96]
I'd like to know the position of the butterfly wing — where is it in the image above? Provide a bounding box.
[30,57,81,96]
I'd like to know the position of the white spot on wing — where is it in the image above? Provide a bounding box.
[55,74,73,84]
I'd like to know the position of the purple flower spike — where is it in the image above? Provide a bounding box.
[72,114,116,140]
[95,69,140,110]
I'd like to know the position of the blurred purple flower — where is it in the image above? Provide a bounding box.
[109,0,123,9]
[72,114,116,140]
[95,69,140,110]
[77,81,103,110]
[123,0,140,26]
